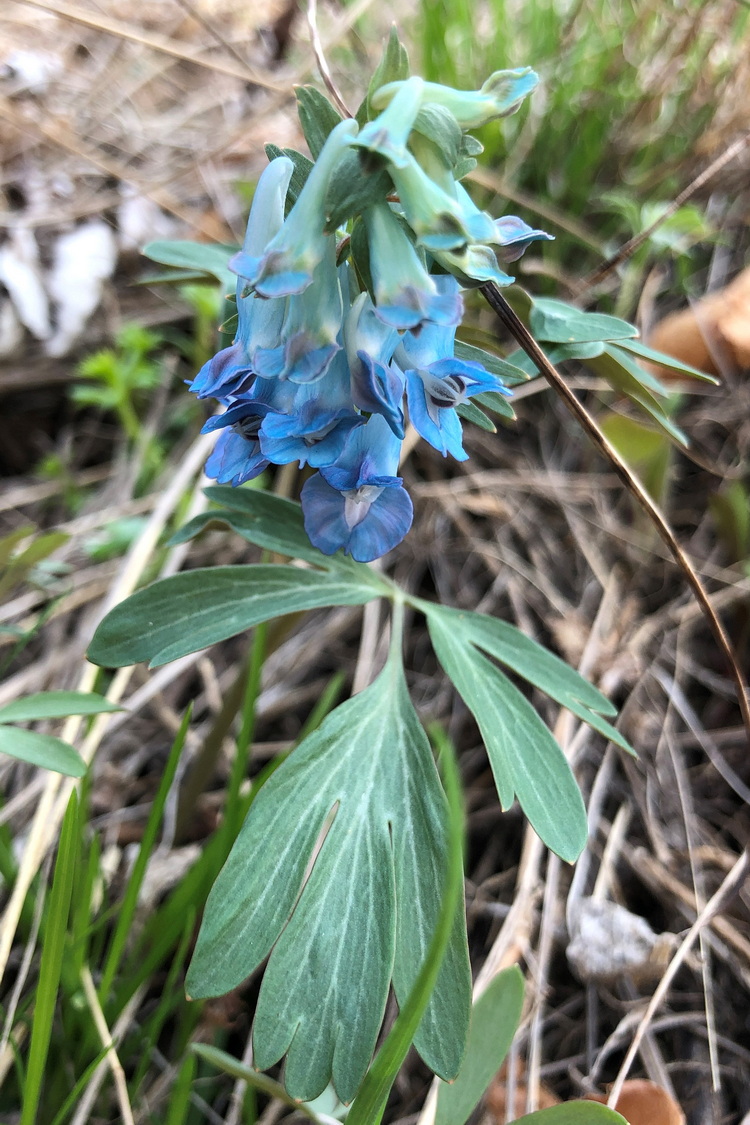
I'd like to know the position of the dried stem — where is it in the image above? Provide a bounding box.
[306,0,353,118]
[480,282,750,746]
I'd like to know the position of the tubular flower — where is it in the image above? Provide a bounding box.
[190,157,293,400]
[397,311,512,460]
[372,67,539,128]
[363,204,463,332]
[230,119,358,298]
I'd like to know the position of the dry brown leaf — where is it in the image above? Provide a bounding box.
[485,1058,561,1121]
[586,1079,686,1125]
[647,266,750,377]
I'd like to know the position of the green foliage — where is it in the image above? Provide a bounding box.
[73,323,163,443]
[20,792,79,1125]
[88,564,386,668]
[502,285,713,446]
[142,240,237,287]
[435,966,524,1125]
[0,692,120,776]
[187,635,471,1103]
[425,607,588,862]
[0,525,69,601]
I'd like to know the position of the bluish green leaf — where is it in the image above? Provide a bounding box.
[88,565,383,669]
[0,691,121,724]
[457,400,497,432]
[473,391,516,420]
[367,26,410,118]
[264,145,314,210]
[426,611,588,862]
[419,604,633,754]
[616,337,719,383]
[413,104,463,167]
[505,340,606,375]
[295,85,343,160]
[177,487,370,577]
[325,153,393,232]
[435,966,524,1125]
[186,653,471,1104]
[347,725,466,1125]
[587,347,688,446]
[530,298,637,344]
[514,1103,628,1124]
[0,726,86,776]
[141,241,236,288]
[454,339,530,385]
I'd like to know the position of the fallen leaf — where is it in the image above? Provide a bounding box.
[647,266,750,377]
[586,1079,685,1125]
[486,1057,561,1120]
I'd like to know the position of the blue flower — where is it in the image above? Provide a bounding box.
[492,215,554,262]
[397,324,512,459]
[259,350,363,467]
[371,68,539,129]
[344,292,405,438]
[301,415,412,562]
[190,157,293,399]
[363,204,463,332]
[202,401,273,485]
[230,119,358,298]
[253,237,343,384]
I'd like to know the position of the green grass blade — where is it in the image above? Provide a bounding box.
[98,707,191,1002]
[20,790,79,1125]
[347,725,465,1125]
[163,1051,197,1125]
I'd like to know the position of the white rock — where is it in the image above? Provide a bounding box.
[0,227,51,340]
[45,220,118,357]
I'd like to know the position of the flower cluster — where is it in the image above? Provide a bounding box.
[192,70,551,562]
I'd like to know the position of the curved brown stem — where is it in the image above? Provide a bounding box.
[480,281,750,743]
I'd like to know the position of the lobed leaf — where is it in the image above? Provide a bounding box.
[88,565,382,668]
[420,604,633,754]
[454,339,530,385]
[325,153,393,232]
[186,653,471,1104]
[426,609,588,861]
[616,337,719,383]
[587,347,688,446]
[366,26,410,118]
[457,400,497,432]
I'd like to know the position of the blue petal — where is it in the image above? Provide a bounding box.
[205,431,268,486]
[301,474,413,562]
[405,369,468,460]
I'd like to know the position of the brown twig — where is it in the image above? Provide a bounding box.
[480,282,750,745]
[306,0,353,118]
